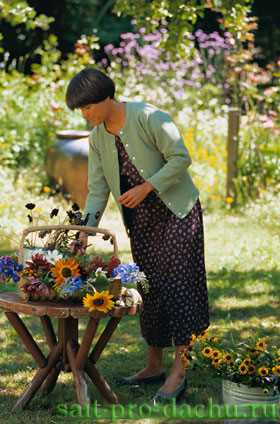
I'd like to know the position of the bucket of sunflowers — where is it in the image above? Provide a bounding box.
[190,330,280,423]
[0,202,149,317]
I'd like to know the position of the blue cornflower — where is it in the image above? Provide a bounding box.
[59,277,84,295]
[0,256,23,283]
[111,263,140,284]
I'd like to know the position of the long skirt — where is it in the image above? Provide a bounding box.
[115,135,210,347]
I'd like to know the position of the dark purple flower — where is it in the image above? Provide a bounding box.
[50,208,59,218]
[25,203,36,210]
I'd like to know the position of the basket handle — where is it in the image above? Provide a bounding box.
[18,225,119,264]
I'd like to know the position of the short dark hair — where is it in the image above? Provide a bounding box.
[65,67,115,110]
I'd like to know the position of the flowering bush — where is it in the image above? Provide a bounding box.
[190,330,280,394]
[101,28,234,114]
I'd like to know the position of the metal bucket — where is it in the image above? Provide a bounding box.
[222,379,280,424]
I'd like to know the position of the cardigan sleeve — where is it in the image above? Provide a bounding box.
[145,110,192,194]
[83,133,110,228]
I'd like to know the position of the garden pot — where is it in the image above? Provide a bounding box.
[222,379,280,424]
[46,130,90,207]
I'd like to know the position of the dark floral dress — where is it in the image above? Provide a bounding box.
[115,135,210,348]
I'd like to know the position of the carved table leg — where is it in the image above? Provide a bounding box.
[5,312,46,368]
[85,316,122,404]
[41,361,62,395]
[6,312,123,408]
[67,340,90,405]
[58,317,78,372]
[85,360,119,404]
[89,317,121,363]
[40,316,61,395]
[13,343,62,410]
[40,316,57,349]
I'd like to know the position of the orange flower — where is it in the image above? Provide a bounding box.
[52,258,80,287]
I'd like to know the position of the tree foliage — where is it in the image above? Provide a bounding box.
[113,0,254,58]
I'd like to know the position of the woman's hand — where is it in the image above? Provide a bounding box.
[118,181,154,208]
[78,231,88,249]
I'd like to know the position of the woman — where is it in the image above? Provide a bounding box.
[66,67,210,404]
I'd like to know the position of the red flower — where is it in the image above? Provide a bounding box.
[107,256,121,277]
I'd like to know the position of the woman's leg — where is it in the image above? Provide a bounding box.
[129,345,164,378]
[158,341,192,393]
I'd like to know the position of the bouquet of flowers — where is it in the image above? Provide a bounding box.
[0,202,149,315]
[189,330,280,395]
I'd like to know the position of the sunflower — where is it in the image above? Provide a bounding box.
[272,365,280,377]
[212,358,223,368]
[83,290,114,313]
[191,334,197,343]
[249,349,260,358]
[247,364,256,375]
[209,336,219,343]
[198,330,209,340]
[243,357,251,366]
[256,339,268,351]
[211,349,222,359]
[223,353,234,364]
[258,367,269,377]
[239,364,248,375]
[202,347,213,358]
[52,258,80,287]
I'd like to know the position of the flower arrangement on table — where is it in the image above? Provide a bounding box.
[189,330,280,395]
[0,202,149,315]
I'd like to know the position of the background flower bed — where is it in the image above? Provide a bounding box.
[0,22,279,209]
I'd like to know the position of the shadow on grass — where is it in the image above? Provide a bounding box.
[0,265,279,413]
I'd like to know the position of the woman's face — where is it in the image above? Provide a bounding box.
[80,96,110,126]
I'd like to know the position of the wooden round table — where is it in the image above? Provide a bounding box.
[0,291,141,410]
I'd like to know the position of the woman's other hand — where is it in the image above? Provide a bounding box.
[78,231,89,249]
[118,181,154,208]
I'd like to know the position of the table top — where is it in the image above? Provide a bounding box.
[0,292,141,319]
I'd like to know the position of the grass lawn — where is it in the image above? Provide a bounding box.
[0,205,279,424]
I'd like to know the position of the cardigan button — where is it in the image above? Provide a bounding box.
[132,156,136,160]
[140,169,144,173]
[168,202,171,206]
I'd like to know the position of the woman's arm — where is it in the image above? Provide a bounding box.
[145,109,192,195]
[83,135,110,227]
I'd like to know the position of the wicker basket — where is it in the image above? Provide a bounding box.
[17,224,122,301]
